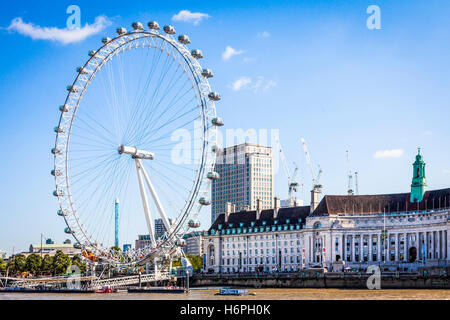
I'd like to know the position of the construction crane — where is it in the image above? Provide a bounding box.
[355,172,359,195]
[346,151,354,196]
[301,138,322,191]
[276,139,299,207]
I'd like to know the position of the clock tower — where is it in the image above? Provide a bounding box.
[410,148,427,203]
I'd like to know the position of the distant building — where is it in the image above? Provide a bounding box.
[0,251,9,260]
[281,199,304,208]
[28,243,81,258]
[203,150,450,273]
[45,239,55,245]
[183,231,208,256]
[212,143,274,224]
[135,235,152,251]
[155,218,173,239]
[63,239,72,245]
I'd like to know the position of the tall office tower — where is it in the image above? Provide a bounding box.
[211,143,274,224]
[154,218,173,239]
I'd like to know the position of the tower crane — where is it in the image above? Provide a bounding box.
[276,139,299,207]
[301,138,323,191]
[346,151,354,196]
[355,171,359,195]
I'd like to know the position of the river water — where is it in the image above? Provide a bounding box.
[0,288,449,300]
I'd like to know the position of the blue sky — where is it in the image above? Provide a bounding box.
[0,0,449,254]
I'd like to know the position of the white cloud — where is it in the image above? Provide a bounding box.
[230,77,252,91]
[6,16,111,45]
[222,46,244,61]
[257,31,271,38]
[229,76,276,93]
[373,149,404,159]
[172,10,210,25]
[443,169,450,174]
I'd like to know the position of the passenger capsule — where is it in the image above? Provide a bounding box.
[116,27,127,35]
[178,35,191,45]
[102,37,111,44]
[51,169,62,177]
[201,69,214,78]
[188,220,201,228]
[57,209,69,217]
[207,172,220,180]
[199,197,211,206]
[76,67,88,74]
[132,22,144,31]
[211,117,224,127]
[148,21,160,30]
[67,85,78,93]
[88,50,97,57]
[64,227,74,235]
[175,238,186,246]
[51,148,62,155]
[53,190,64,197]
[59,105,70,113]
[74,243,82,249]
[54,126,65,134]
[208,92,221,101]
[211,145,221,153]
[191,49,203,59]
[163,25,176,35]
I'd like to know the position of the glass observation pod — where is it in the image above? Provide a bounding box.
[53,190,64,197]
[76,67,88,75]
[102,37,111,45]
[175,239,187,246]
[163,25,176,35]
[148,21,160,30]
[207,172,220,180]
[116,27,127,35]
[74,243,82,249]
[51,148,62,155]
[54,126,65,134]
[208,92,221,101]
[202,69,214,78]
[57,209,69,217]
[191,49,203,59]
[132,22,144,31]
[88,50,97,57]
[199,197,211,206]
[64,227,75,235]
[66,85,78,93]
[51,169,62,177]
[59,105,70,113]
[211,117,224,127]
[211,145,221,153]
[178,35,191,45]
[188,220,201,228]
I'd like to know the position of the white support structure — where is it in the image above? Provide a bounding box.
[135,159,157,248]
[137,159,172,233]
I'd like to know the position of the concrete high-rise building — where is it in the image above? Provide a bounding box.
[211,143,274,224]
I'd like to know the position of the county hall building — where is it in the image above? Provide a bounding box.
[202,150,449,273]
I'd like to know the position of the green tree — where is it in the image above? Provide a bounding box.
[186,255,202,271]
[0,259,6,274]
[25,254,43,275]
[52,251,71,275]
[40,255,54,275]
[71,254,86,275]
[7,255,27,275]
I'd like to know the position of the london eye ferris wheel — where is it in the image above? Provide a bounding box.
[51,21,224,266]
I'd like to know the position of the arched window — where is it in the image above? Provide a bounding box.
[417,168,420,177]
[313,222,322,229]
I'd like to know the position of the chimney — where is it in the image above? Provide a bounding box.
[256,199,262,220]
[310,187,322,214]
[274,197,280,219]
[225,202,233,223]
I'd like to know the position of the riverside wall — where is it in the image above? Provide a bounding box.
[190,268,450,289]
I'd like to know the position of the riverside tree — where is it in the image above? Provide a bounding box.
[0,259,6,274]
[25,254,43,275]
[52,251,71,275]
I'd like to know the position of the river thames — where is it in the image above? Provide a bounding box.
[0,288,449,300]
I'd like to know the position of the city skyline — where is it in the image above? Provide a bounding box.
[1,0,450,253]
